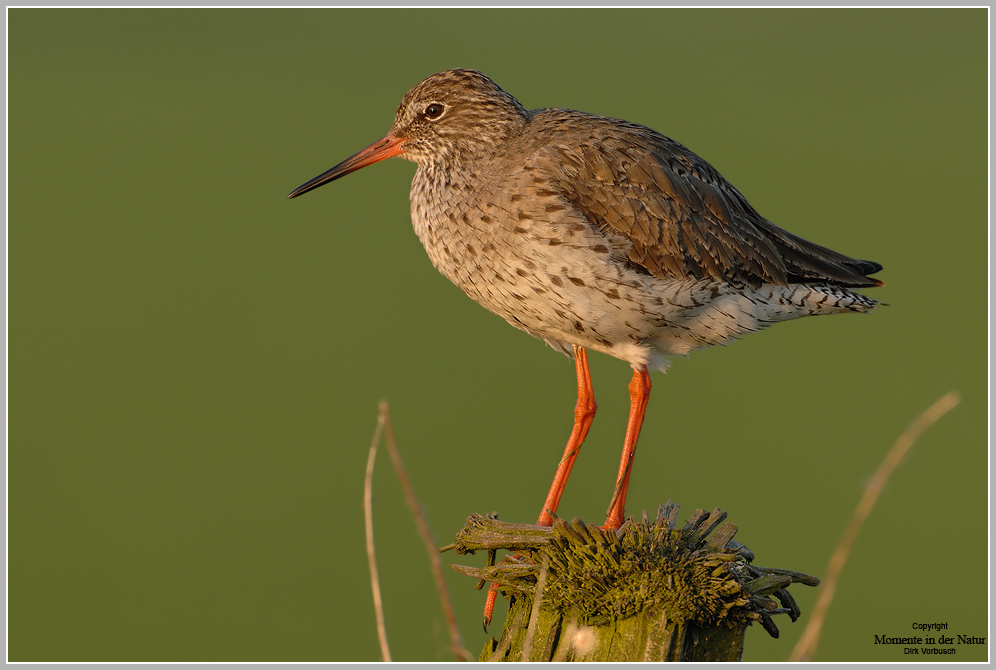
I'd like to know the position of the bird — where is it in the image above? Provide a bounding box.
[288,68,882,621]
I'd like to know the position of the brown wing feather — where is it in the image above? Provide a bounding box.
[531,111,882,289]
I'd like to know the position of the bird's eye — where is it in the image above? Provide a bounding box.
[424,103,444,120]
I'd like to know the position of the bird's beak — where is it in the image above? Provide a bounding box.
[287,134,407,199]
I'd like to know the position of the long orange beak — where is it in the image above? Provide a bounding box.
[287,134,407,199]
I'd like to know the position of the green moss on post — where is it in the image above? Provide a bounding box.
[445,503,818,662]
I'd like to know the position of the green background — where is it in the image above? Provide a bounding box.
[8,8,987,663]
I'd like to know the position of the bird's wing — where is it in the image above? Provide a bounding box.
[530,114,882,289]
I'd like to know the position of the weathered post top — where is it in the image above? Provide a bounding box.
[444,502,819,662]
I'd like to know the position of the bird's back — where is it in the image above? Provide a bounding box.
[517,108,883,291]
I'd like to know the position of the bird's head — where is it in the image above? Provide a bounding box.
[288,69,527,199]
[390,69,528,167]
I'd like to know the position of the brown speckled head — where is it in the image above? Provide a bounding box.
[389,69,529,166]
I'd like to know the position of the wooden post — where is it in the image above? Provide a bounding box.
[444,502,818,662]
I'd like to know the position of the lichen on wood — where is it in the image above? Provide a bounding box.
[443,502,819,662]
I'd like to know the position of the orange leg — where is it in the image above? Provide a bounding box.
[483,345,597,629]
[603,366,652,530]
[537,345,598,526]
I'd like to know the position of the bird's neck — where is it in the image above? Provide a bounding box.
[408,161,503,290]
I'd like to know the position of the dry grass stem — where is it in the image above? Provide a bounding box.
[520,554,550,661]
[379,401,471,662]
[487,602,525,663]
[788,391,961,662]
[364,407,391,662]
[551,614,580,662]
